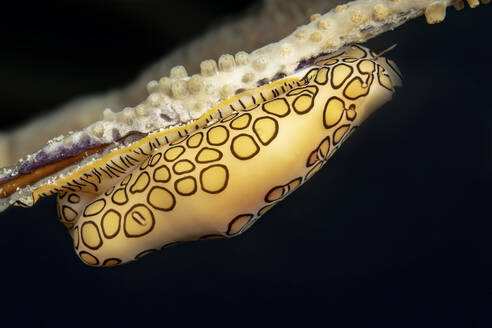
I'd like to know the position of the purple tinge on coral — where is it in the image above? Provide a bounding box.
[295,57,316,71]
[17,137,104,175]
[0,174,13,185]
[271,72,287,81]
[256,78,269,87]
[295,51,331,71]
[0,131,148,186]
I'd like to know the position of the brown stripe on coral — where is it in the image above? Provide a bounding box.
[0,131,149,199]
[0,144,109,199]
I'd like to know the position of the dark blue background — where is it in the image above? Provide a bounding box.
[0,1,490,326]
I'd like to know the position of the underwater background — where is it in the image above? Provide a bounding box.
[0,1,490,326]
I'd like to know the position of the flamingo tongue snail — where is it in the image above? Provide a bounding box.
[6,46,403,266]
[0,0,486,266]
[63,47,401,266]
